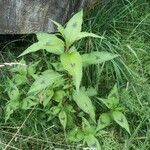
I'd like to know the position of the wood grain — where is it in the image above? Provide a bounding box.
[0,0,96,34]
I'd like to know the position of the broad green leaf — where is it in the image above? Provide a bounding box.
[43,90,54,107]
[64,10,83,46]
[82,117,91,130]
[85,134,101,150]
[50,11,102,47]
[66,10,83,32]
[51,62,64,71]
[82,51,119,67]
[21,97,38,109]
[60,51,82,91]
[97,113,112,131]
[52,77,65,88]
[98,84,119,109]
[73,90,95,122]
[5,99,20,121]
[82,117,95,135]
[19,33,64,57]
[65,105,76,128]
[112,111,130,134]
[108,84,119,100]
[19,43,41,57]
[76,32,104,41]
[36,33,64,54]
[28,70,61,94]
[97,97,118,109]
[7,80,20,100]
[8,87,20,101]
[66,105,76,113]
[53,90,66,102]
[6,100,20,110]
[59,110,67,130]
[36,33,64,55]
[13,74,27,86]
[68,127,84,142]
[50,106,61,115]
[83,87,97,97]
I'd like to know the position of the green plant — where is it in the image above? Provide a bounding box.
[97,84,130,134]
[4,10,130,149]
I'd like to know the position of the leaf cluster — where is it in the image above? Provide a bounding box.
[4,10,129,149]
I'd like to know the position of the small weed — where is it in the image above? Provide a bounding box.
[2,11,129,149]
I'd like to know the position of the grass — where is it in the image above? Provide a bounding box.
[0,0,150,149]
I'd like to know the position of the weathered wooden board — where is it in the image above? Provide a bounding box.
[0,0,97,34]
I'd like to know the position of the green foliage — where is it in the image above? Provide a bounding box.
[112,111,130,134]
[98,84,119,109]
[84,134,101,150]
[97,84,130,134]
[97,113,112,131]
[60,51,82,91]
[51,10,103,48]
[64,10,83,47]
[19,33,64,56]
[59,110,67,130]
[82,51,119,67]
[3,10,131,149]
[1,1,150,149]
[73,90,95,122]
[28,70,61,94]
